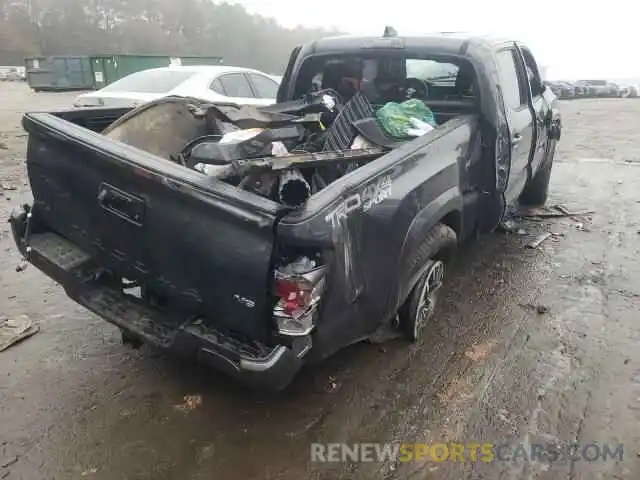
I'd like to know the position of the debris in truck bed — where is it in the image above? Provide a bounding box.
[221,147,385,175]
[376,99,436,138]
[102,97,214,161]
[98,90,428,208]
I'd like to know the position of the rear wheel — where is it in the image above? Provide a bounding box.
[398,224,456,342]
[399,259,445,341]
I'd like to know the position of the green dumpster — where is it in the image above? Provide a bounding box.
[25,56,94,92]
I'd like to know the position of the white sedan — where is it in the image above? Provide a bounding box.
[73,65,280,108]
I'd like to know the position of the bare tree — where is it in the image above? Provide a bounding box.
[0,0,340,71]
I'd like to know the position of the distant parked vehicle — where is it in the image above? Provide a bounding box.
[605,82,622,97]
[0,66,25,81]
[6,70,23,81]
[546,81,578,99]
[576,80,614,97]
[567,82,587,96]
[73,65,280,108]
[546,79,636,99]
[620,84,639,97]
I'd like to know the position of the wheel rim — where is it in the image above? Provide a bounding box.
[413,260,445,339]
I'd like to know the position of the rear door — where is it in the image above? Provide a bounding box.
[516,45,551,175]
[495,47,536,205]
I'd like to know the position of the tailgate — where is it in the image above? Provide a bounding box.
[23,112,284,341]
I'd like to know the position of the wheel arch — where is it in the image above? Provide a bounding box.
[396,197,461,311]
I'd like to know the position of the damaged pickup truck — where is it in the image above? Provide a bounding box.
[10,31,561,390]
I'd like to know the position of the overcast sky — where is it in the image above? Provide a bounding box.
[230,0,637,81]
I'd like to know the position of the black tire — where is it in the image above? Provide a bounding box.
[398,224,457,342]
[519,140,556,207]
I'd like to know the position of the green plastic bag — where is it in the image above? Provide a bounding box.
[376,99,436,139]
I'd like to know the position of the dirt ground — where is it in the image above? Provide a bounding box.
[1,82,639,480]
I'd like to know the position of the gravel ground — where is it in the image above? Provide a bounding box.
[0,82,639,480]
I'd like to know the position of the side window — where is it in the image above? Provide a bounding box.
[496,49,526,109]
[248,74,279,99]
[211,78,225,95]
[520,47,544,97]
[218,73,254,98]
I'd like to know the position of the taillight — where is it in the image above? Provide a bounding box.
[273,257,327,336]
[275,277,314,316]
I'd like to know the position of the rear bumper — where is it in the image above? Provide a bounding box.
[9,204,307,390]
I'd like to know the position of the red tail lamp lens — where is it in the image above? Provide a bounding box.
[275,277,313,316]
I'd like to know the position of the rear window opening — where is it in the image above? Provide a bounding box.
[292,53,478,111]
